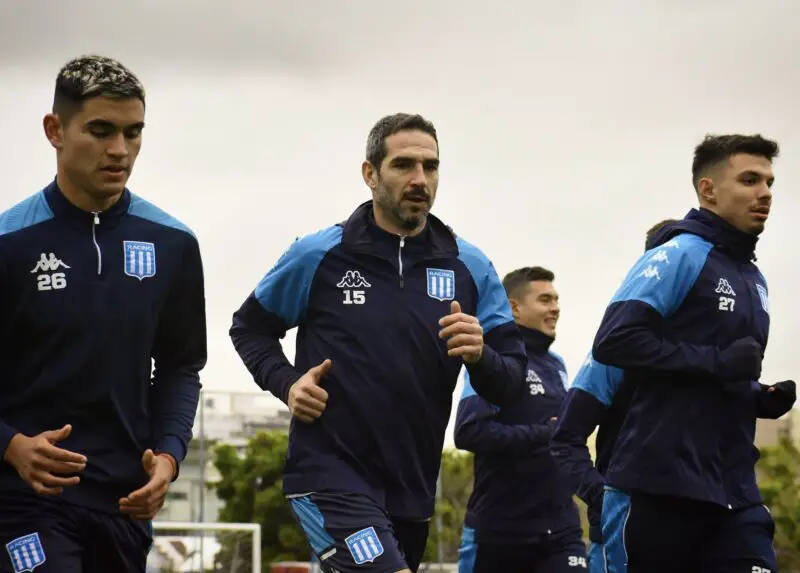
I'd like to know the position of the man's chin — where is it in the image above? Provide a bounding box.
[398,210,428,230]
[748,221,766,236]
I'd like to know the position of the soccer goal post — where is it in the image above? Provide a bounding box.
[149,521,261,573]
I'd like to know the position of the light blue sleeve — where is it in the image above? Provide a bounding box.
[128,194,195,237]
[609,234,713,317]
[456,238,514,332]
[254,226,343,328]
[571,353,625,408]
[0,192,54,237]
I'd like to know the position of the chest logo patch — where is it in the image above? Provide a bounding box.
[124,241,156,280]
[426,268,455,301]
[756,284,769,314]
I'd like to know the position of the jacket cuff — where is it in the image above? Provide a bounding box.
[0,421,20,465]
[155,435,186,482]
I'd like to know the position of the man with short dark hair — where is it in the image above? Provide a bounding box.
[230,113,526,573]
[455,266,588,573]
[0,55,207,573]
[552,216,796,573]
[588,134,796,573]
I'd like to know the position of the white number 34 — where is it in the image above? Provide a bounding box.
[568,556,587,568]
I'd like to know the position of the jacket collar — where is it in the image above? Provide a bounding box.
[43,178,130,229]
[648,207,758,262]
[518,325,555,354]
[339,200,459,258]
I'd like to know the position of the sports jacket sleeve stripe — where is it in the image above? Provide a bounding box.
[229,226,343,404]
[456,239,526,408]
[454,371,552,455]
[550,357,624,514]
[592,235,730,376]
[150,234,207,474]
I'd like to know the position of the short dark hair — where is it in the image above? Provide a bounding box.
[645,218,679,249]
[691,134,779,190]
[502,266,554,299]
[53,55,145,124]
[365,113,439,169]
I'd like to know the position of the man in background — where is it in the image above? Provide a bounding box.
[455,266,588,573]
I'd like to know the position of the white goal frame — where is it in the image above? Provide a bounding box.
[151,521,261,572]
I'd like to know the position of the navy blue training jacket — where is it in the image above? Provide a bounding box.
[0,180,206,512]
[589,207,775,508]
[552,353,795,545]
[454,326,581,543]
[230,201,527,519]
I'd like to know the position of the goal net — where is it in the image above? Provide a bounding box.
[148,521,261,573]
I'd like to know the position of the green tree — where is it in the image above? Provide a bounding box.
[757,431,800,571]
[210,429,308,572]
[424,448,475,563]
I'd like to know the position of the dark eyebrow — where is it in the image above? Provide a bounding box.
[85,119,145,130]
[741,170,775,185]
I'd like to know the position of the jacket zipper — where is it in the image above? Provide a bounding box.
[91,212,103,275]
[398,236,405,288]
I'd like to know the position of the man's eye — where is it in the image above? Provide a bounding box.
[89,128,112,138]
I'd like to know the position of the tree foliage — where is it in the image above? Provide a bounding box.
[756,431,800,571]
[210,430,308,572]
[423,449,475,563]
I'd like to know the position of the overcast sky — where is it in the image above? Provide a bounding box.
[2,0,798,443]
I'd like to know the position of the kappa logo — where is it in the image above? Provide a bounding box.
[123,241,156,281]
[30,253,70,292]
[30,253,70,273]
[337,270,371,289]
[638,265,661,280]
[426,268,455,301]
[714,277,736,297]
[649,250,670,264]
[6,533,46,573]
[345,527,384,565]
[526,369,541,383]
[338,270,370,305]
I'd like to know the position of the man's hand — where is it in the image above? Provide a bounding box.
[288,359,332,423]
[766,379,796,399]
[119,449,175,520]
[720,336,763,381]
[760,380,797,419]
[2,424,86,495]
[439,301,484,364]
